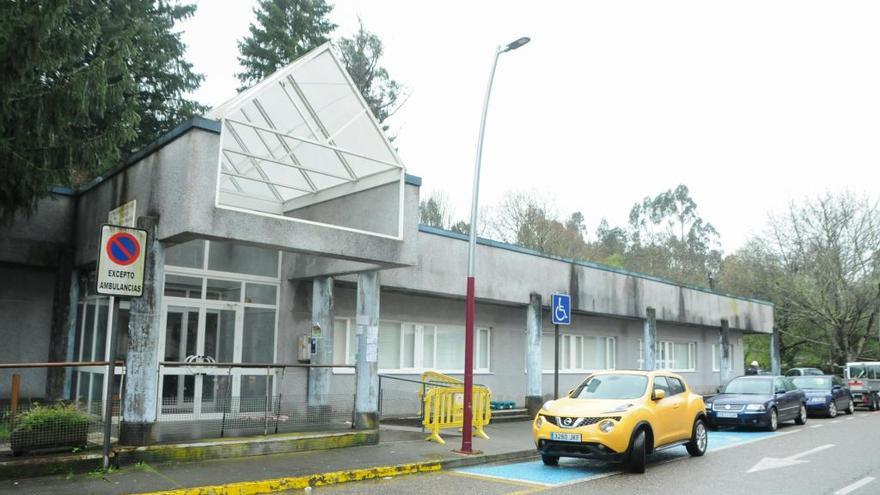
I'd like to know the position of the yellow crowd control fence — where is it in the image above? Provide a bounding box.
[420,371,492,444]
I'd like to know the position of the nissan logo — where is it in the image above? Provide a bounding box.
[562,417,574,426]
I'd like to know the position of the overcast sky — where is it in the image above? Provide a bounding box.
[181,0,880,252]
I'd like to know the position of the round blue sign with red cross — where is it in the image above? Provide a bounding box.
[106,232,141,266]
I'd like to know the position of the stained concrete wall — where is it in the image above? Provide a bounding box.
[273,281,743,416]
[286,179,401,238]
[72,123,417,273]
[0,193,76,268]
[0,266,56,398]
[379,228,773,334]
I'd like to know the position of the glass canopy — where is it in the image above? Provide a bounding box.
[207,44,405,226]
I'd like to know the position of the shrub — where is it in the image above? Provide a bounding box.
[13,403,90,433]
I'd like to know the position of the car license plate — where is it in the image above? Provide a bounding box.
[551,432,581,442]
[716,412,738,418]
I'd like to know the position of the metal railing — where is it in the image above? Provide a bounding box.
[0,361,124,468]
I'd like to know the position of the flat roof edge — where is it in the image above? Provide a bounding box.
[417,224,774,307]
[54,116,221,197]
[404,174,422,187]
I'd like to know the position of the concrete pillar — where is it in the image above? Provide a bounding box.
[770,328,782,375]
[308,276,334,419]
[719,318,731,383]
[63,269,81,399]
[643,307,656,370]
[525,293,543,416]
[354,271,380,430]
[120,216,164,446]
[46,249,74,400]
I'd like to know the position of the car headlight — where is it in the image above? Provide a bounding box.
[746,404,766,411]
[598,419,615,433]
[602,403,634,414]
[706,402,714,411]
[535,415,544,428]
[542,400,555,411]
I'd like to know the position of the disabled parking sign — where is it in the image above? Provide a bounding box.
[97,224,147,297]
[551,293,571,325]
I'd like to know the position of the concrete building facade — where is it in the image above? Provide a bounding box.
[0,45,774,446]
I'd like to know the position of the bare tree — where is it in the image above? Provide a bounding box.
[763,192,880,366]
[419,191,455,229]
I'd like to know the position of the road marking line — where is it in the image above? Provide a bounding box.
[788,444,835,460]
[834,476,876,495]
[830,420,842,424]
[844,417,855,421]
[810,424,824,428]
[447,470,549,488]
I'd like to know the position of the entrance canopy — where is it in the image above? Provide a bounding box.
[207,44,405,238]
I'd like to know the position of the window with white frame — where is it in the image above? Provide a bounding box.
[541,334,616,372]
[638,340,697,371]
[712,344,734,371]
[334,318,490,372]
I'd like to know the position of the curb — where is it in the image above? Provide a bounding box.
[132,449,538,495]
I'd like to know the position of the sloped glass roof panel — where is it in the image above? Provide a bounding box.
[208,44,405,233]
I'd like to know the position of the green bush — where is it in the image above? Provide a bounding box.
[13,403,90,433]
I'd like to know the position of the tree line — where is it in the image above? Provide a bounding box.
[420,188,880,372]
[1,0,401,222]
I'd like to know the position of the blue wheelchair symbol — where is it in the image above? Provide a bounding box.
[552,294,571,325]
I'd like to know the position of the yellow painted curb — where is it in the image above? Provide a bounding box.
[132,461,443,495]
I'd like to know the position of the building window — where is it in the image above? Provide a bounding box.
[335,318,490,372]
[638,340,697,371]
[541,334,616,372]
[712,344,734,372]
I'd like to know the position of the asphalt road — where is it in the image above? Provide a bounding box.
[305,410,880,495]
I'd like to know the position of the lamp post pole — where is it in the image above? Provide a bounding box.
[458,37,530,455]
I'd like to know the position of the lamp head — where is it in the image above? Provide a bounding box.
[501,37,531,53]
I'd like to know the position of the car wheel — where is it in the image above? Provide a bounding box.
[828,402,838,418]
[795,404,808,425]
[541,454,559,467]
[845,399,855,415]
[686,418,708,457]
[767,408,778,431]
[627,429,647,474]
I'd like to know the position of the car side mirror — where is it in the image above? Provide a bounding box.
[653,389,666,400]
[832,385,842,390]
[775,389,786,395]
[567,389,573,397]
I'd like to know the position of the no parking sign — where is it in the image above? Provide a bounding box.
[97,224,147,297]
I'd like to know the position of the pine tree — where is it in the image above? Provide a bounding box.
[337,19,402,126]
[236,0,337,90]
[0,0,204,222]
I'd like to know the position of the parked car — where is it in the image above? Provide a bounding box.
[532,370,708,474]
[845,362,880,410]
[705,376,807,431]
[791,375,854,417]
[785,367,824,377]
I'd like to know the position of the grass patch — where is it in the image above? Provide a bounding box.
[0,422,9,441]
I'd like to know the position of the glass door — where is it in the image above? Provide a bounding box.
[160,305,199,414]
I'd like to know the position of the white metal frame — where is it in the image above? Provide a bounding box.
[208,44,407,241]
[638,340,697,372]
[157,240,282,420]
[334,317,492,374]
[711,343,734,372]
[541,334,617,373]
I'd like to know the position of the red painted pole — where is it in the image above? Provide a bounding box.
[460,276,476,453]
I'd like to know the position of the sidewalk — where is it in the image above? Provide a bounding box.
[1,422,536,495]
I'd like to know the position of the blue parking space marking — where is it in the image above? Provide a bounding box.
[456,429,782,487]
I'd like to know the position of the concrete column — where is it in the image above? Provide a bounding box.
[63,269,81,399]
[308,276,334,419]
[354,271,380,430]
[770,328,782,375]
[719,318,731,383]
[120,216,164,446]
[525,293,543,416]
[643,307,656,370]
[46,249,75,400]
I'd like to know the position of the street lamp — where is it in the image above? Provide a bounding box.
[458,36,531,455]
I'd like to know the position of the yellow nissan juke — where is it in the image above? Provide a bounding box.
[532,370,708,473]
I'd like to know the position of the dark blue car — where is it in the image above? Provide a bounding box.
[706,376,807,431]
[791,375,854,417]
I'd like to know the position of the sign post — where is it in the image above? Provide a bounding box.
[551,293,571,399]
[96,222,146,469]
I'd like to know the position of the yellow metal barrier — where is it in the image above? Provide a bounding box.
[422,385,492,445]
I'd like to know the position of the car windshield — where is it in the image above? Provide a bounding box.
[792,376,831,390]
[573,374,648,400]
[722,378,772,395]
